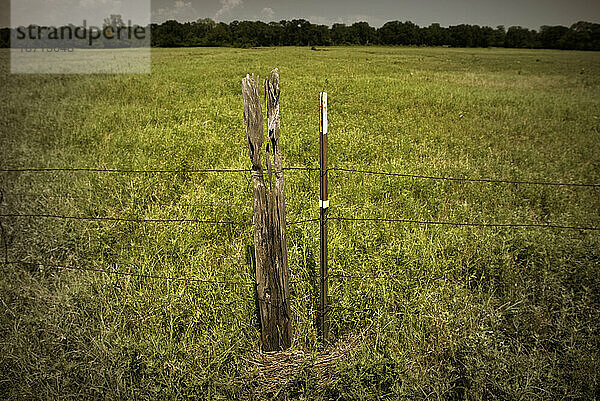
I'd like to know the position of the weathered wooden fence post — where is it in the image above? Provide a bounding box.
[242,69,292,351]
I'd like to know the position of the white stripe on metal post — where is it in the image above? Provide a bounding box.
[320,92,327,135]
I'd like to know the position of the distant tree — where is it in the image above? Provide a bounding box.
[231,21,272,47]
[505,26,537,48]
[490,25,506,47]
[205,22,231,46]
[307,24,330,46]
[192,18,216,45]
[143,17,600,50]
[278,19,313,45]
[267,22,284,46]
[331,23,351,45]
[421,23,449,46]
[448,24,475,47]
[152,20,191,47]
[350,22,377,45]
[569,21,600,50]
[471,25,489,47]
[539,25,570,49]
[379,21,421,45]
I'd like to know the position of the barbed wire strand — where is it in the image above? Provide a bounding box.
[328,305,378,312]
[287,218,320,225]
[283,167,320,172]
[0,166,318,174]
[329,167,600,188]
[3,192,313,207]
[2,164,596,187]
[330,273,448,281]
[5,260,256,286]
[0,213,251,226]
[0,167,251,174]
[1,213,320,227]
[328,216,599,231]
[2,194,248,209]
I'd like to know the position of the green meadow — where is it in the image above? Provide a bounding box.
[1,46,599,399]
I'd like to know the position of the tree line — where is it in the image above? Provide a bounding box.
[1,19,599,50]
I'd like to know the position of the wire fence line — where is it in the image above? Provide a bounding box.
[287,218,320,225]
[2,164,598,188]
[0,213,250,226]
[328,167,600,188]
[0,213,319,227]
[5,213,596,231]
[3,260,256,286]
[327,216,600,231]
[0,258,528,293]
[286,274,447,283]
[1,192,249,208]
[0,166,319,174]
[0,167,252,174]
[1,161,599,327]
[330,273,449,281]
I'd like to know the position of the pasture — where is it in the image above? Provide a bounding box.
[1,46,599,399]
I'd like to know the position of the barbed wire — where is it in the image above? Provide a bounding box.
[287,218,320,225]
[2,164,597,188]
[0,167,251,174]
[328,305,377,312]
[329,167,600,188]
[4,260,257,286]
[283,167,319,172]
[1,193,249,209]
[0,166,318,174]
[6,212,595,232]
[328,216,599,231]
[330,273,448,281]
[3,161,599,324]
[2,193,314,211]
[287,274,446,284]
[0,213,251,226]
[2,192,85,199]
[0,212,320,227]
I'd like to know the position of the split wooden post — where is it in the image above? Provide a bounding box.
[319,92,329,342]
[242,69,292,351]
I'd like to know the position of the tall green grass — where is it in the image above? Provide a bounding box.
[1,46,599,399]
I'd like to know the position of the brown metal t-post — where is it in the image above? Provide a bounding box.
[319,92,329,342]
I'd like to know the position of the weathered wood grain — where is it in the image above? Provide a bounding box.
[242,70,292,351]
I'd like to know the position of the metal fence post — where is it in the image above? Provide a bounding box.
[319,92,329,342]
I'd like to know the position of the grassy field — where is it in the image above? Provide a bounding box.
[1,46,599,400]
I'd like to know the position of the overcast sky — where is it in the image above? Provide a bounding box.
[152,0,600,28]
[2,0,599,28]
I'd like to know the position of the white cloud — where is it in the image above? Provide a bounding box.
[261,7,274,20]
[215,0,243,18]
[11,0,149,27]
[345,15,379,25]
[152,0,198,23]
[307,15,338,26]
[79,0,122,8]
[307,14,382,27]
